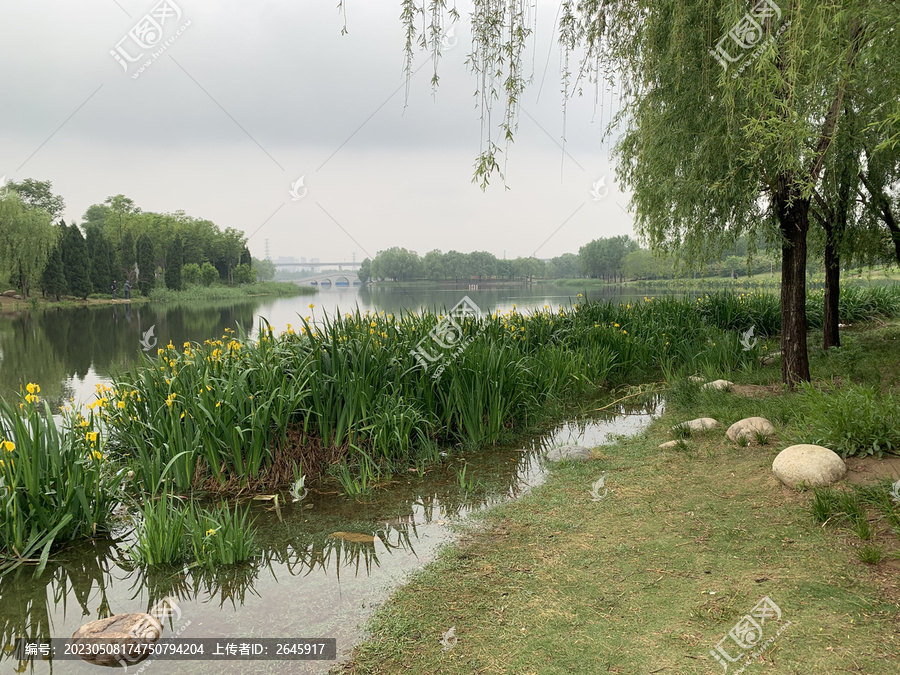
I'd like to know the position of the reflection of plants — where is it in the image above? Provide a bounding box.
[0,391,125,574]
[1,537,120,646]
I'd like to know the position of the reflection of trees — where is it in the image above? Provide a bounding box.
[0,311,71,404]
[0,302,260,405]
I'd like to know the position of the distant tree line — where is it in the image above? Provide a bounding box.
[356,237,790,284]
[0,180,271,299]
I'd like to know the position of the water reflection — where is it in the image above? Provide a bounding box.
[0,301,259,404]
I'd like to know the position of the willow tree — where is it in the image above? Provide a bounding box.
[0,192,56,298]
[398,1,899,386]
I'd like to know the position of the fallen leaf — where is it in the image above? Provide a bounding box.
[330,532,376,544]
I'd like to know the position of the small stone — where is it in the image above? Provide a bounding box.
[658,440,681,449]
[726,417,776,444]
[702,379,733,390]
[687,376,706,384]
[71,613,162,666]
[674,418,720,432]
[772,444,847,489]
[545,444,593,463]
[12,294,23,300]
[759,351,781,366]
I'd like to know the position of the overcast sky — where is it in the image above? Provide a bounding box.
[0,0,633,262]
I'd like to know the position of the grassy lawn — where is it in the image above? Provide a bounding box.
[339,322,900,674]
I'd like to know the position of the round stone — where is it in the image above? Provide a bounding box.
[772,444,846,489]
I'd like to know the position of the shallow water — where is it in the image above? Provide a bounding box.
[0,401,661,674]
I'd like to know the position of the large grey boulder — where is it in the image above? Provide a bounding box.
[674,418,720,433]
[545,444,593,463]
[702,379,734,391]
[772,444,846,489]
[726,417,776,445]
[71,613,162,666]
[1,290,16,297]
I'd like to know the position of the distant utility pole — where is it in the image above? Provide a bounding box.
[352,251,356,263]
[264,239,271,261]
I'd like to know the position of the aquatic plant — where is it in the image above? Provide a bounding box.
[0,387,126,575]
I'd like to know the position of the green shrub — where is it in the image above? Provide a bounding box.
[800,381,900,458]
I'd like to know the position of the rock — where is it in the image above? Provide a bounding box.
[702,379,733,391]
[12,294,22,300]
[674,418,720,433]
[2,290,16,297]
[545,444,593,463]
[759,351,781,366]
[726,417,776,444]
[658,440,681,449]
[772,444,847,489]
[71,613,161,666]
[687,376,706,384]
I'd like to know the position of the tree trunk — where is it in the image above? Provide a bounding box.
[882,202,900,265]
[778,195,811,387]
[822,222,841,350]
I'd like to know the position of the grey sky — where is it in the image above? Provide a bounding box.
[0,0,633,262]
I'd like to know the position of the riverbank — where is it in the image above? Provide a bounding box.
[0,281,312,313]
[340,320,900,674]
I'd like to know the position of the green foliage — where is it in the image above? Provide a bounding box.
[4,178,65,220]
[857,544,884,565]
[165,236,184,291]
[85,225,115,295]
[0,388,125,574]
[200,261,219,287]
[0,192,56,298]
[580,236,639,281]
[128,494,259,568]
[127,491,190,566]
[40,244,66,301]
[232,263,254,285]
[136,233,155,296]
[251,257,276,281]
[61,223,92,300]
[800,381,900,458]
[103,294,776,492]
[181,262,201,285]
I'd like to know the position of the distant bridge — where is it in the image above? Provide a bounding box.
[296,274,362,288]
[273,261,362,269]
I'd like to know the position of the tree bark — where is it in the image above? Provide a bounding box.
[777,192,811,387]
[822,222,841,349]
